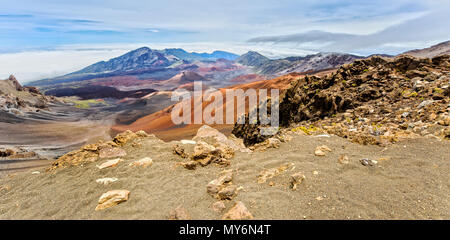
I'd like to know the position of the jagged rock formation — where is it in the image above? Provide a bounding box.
[233,55,450,146]
[0,75,58,115]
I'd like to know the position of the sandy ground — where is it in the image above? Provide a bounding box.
[0,133,448,220]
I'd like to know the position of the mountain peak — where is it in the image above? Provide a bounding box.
[236,51,270,67]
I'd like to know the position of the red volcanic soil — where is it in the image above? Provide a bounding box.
[111,72,312,140]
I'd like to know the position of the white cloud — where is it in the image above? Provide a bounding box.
[0,48,128,83]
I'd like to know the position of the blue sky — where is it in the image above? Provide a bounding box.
[1,0,449,82]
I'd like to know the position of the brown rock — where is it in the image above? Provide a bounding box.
[207,169,233,196]
[338,154,349,164]
[192,141,217,166]
[257,163,294,184]
[212,201,226,213]
[181,160,198,170]
[315,145,332,156]
[222,201,254,220]
[95,190,130,211]
[290,172,305,190]
[212,157,231,166]
[113,130,148,146]
[193,125,240,151]
[168,205,191,220]
[173,144,188,158]
[218,185,238,200]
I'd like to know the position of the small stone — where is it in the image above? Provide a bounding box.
[181,140,196,144]
[290,172,305,190]
[314,149,325,156]
[360,158,377,166]
[96,158,123,169]
[96,177,118,185]
[218,185,238,200]
[207,170,234,195]
[99,147,127,159]
[266,138,281,148]
[182,160,198,170]
[338,155,349,164]
[222,201,254,220]
[212,201,226,213]
[314,134,330,138]
[173,144,188,158]
[212,157,231,166]
[257,163,294,183]
[95,190,130,211]
[129,157,153,168]
[168,205,191,220]
[315,196,323,201]
[314,145,331,156]
[31,171,40,174]
[313,171,319,175]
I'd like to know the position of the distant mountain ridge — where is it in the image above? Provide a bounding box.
[72,47,239,75]
[28,47,240,89]
[402,41,450,58]
[237,51,362,75]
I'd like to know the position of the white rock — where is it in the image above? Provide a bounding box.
[96,158,123,169]
[96,177,118,185]
[129,157,153,168]
[181,140,196,145]
[314,134,331,138]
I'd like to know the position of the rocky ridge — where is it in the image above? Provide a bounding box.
[0,75,59,115]
[233,55,450,146]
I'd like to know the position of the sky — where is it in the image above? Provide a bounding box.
[0,0,449,82]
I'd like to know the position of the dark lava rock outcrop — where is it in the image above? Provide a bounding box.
[233,55,450,146]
